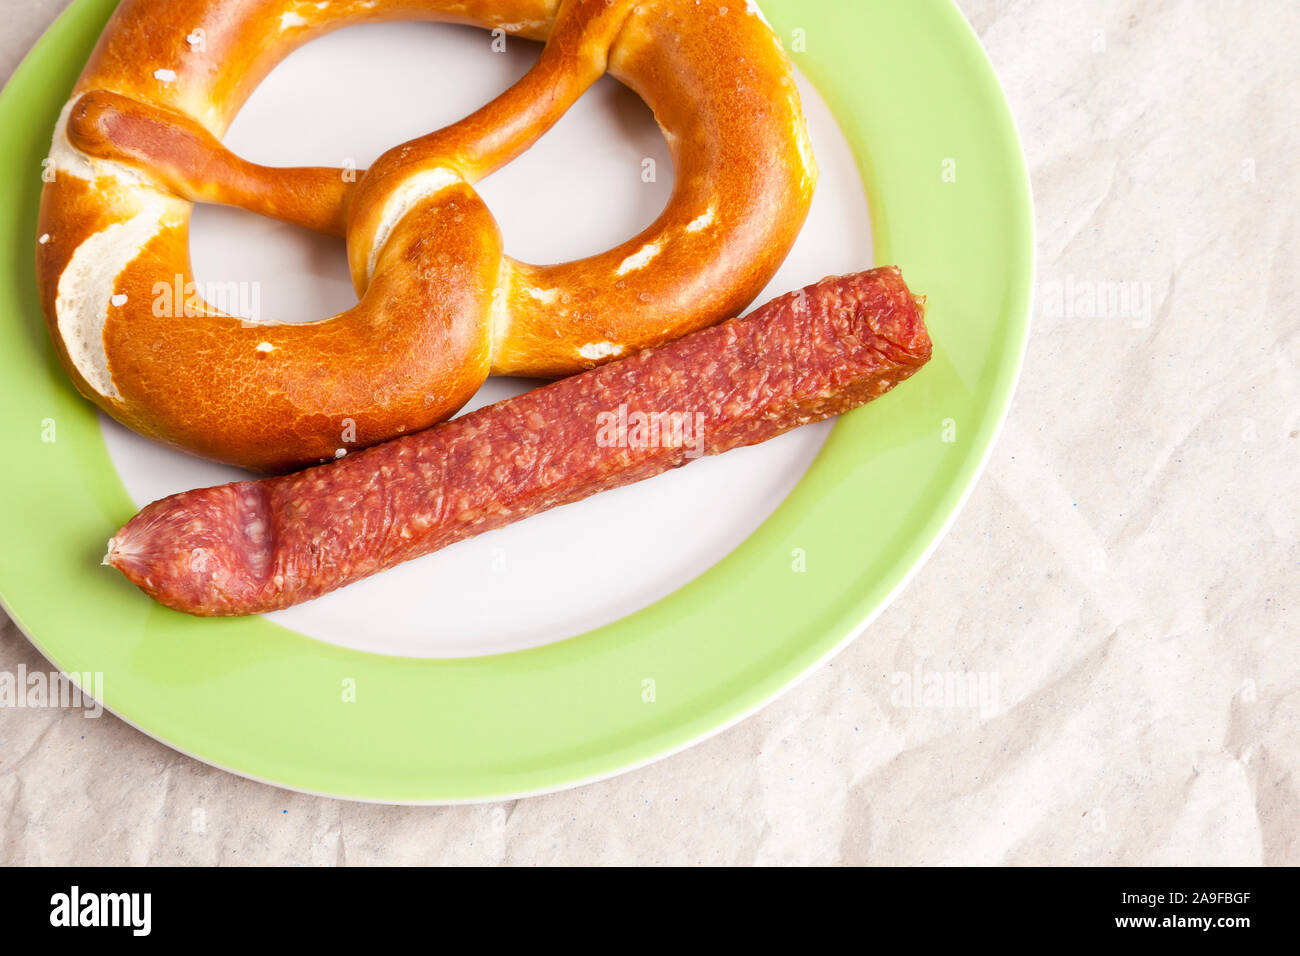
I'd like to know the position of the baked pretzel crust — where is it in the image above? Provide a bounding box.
[37,0,818,472]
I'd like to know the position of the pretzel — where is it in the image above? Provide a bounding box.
[37,0,817,473]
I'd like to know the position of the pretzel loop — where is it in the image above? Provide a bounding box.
[38,0,818,472]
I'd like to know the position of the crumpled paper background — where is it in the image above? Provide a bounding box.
[1,0,1296,865]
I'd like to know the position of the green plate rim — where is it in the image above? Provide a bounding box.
[0,0,1034,803]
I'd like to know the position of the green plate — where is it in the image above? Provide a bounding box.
[0,0,1033,802]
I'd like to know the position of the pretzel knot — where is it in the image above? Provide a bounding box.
[38,0,818,472]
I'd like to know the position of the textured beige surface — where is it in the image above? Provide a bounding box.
[1,0,1296,865]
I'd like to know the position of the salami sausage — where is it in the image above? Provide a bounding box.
[106,268,931,616]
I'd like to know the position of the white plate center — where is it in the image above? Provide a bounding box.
[100,21,872,658]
